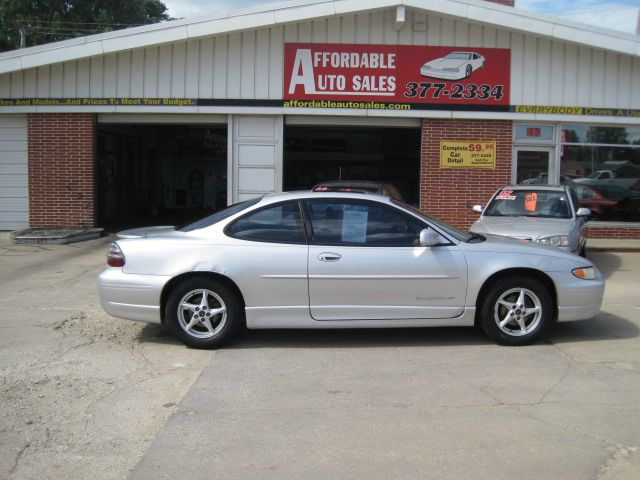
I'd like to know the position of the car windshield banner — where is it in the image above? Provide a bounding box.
[284,43,510,107]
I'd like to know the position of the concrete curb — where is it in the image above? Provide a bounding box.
[10,228,104,245]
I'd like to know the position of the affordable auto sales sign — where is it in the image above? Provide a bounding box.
[284,43,510,108]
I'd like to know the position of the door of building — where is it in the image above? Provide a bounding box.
[513,147,555,185]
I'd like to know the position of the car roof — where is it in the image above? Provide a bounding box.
[500,184,567,192]
[262,190,394,203]
[313,180,389,188]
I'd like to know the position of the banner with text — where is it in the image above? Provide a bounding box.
[440,141,496,169]
[284,43,510,106]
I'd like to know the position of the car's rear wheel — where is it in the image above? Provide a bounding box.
[165,277,242,349]
[480,276,553,346]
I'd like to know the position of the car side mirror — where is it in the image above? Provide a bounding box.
[576,207,591,217]
[420,228,445,247]
[472,205,483,214]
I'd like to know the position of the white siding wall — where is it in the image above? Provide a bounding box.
[0,8,639,109]
[0,115,28,230]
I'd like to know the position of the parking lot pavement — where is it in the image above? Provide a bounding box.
[132,251,640,480]
[0,236,214,480]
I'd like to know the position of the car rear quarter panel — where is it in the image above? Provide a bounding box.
[117,236,309,310]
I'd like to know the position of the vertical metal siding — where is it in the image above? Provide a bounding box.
[0,8,638,109]
[0,115,28,230]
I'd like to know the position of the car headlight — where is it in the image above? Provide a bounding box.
[537,235,569,247]
[572,267,596,280]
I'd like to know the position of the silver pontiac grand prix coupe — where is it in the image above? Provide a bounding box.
[98,191,604,348]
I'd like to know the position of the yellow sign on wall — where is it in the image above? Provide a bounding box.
[440,141,496,169]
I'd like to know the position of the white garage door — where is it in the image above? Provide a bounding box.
[0,115,28,230]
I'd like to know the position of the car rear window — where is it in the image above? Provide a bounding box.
[178,198,261,232]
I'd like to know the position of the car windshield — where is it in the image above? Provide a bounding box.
[484,190,572,219]
[445,52,471,60]
[392,200,473,242]
[178,198,262,232]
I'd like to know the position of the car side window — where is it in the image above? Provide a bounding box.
[574,186,595,200]
[226,201,306,244]
[304,199,424,247]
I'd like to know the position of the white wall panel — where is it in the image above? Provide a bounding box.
[90,57,104,98]
[77,59,90,97]
[12,71,25,98]
[213,36,227,99]
[241,31,256,99]
[0,7,639,110]
[143,48,158,97]
[130,50,145,97]
[171,42,186,98]
[186,40,200,98]
[62,62,77,98]
[199,38,214,99]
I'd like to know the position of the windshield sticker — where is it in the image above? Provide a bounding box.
[525,192,538,212]
[342,210,368,244]
[496,190,516,200]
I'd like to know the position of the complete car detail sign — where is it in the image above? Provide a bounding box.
[284,43,510,108]
[440,141,496,169]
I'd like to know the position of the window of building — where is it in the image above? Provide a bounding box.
[560,125,640,222]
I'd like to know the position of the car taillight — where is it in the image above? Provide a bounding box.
[107,243,125,267]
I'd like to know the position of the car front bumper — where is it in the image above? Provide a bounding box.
[98,268,171,324]
[419,67,464,80]
[553,270,605,322]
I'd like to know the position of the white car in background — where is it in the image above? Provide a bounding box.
[470,185,591,256]
[420,51,485,80]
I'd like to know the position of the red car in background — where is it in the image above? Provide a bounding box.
[573,183,640,221]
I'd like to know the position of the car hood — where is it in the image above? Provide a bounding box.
[424,58,465,69]
[469,216,574,241]
[117,225,182,239]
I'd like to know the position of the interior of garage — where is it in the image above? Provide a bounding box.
[283,126,421,205]
[96,124,227,230]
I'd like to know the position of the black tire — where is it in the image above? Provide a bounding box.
[579,243,587,257]
[480,276,554,346]
[165,277,242,349]
[465,65,472,78]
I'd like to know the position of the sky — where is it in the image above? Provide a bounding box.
[162,0,640,35]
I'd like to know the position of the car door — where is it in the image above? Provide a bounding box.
[303,198,468,321]
[224,200,309,315]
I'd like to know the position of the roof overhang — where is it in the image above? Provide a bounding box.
[0,0,639,75]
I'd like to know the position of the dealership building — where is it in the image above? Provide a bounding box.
[0,0,639,237]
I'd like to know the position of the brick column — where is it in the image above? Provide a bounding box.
[420,119,512,230]
[28,113,95,228]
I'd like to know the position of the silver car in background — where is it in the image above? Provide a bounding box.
[98,191,603,348]
[470,185,590,256]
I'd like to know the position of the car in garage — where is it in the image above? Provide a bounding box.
[312,180,404,201]
[98,191,603,348]
[470,185,590,256]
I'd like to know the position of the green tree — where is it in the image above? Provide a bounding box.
[0,0,171,52]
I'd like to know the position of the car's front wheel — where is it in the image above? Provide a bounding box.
[465,64,472,77]
[480,276,553,346]
[165,277,242,349]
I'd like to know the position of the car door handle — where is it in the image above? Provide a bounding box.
[317,252,342,262]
